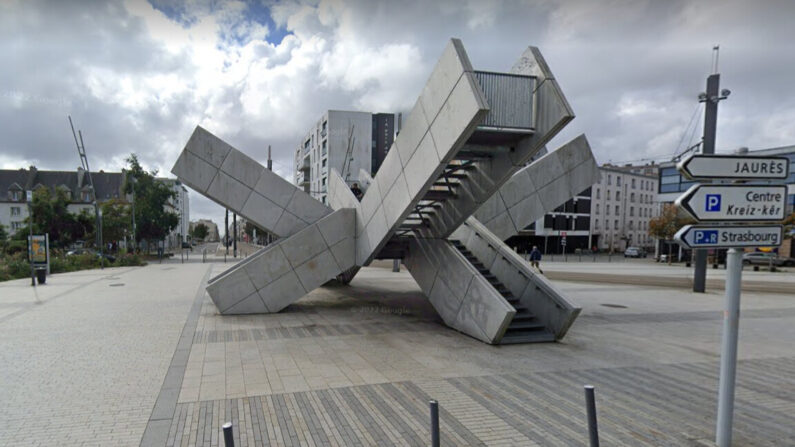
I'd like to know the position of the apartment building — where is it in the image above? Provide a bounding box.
[590,166,659,252]
[294,110,395,204]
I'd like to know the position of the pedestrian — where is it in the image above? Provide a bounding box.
[529,245,543,273]
[350,183,363,201]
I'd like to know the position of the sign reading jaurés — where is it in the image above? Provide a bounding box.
[677,154,790,180]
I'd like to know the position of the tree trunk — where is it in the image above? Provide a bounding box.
[668,242,673,265]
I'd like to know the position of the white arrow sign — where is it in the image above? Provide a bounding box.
[677,154,790,180]
[675,225,783,249]
[676,184,787,222]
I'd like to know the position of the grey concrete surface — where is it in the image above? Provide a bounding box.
[1,262,794,445]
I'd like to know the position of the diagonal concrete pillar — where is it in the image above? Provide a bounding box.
[474,134,601,240]
[171,126,331,238]
[352,38,489,265]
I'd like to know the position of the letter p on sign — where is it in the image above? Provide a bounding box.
[706,194,721,212]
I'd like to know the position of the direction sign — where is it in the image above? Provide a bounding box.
[677,154,790,180]
[676,184,787,222]
[675,225,783,249]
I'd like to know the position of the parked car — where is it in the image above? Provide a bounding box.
[624,247,647,258]
[742,252,795,267]
[66,248,116,263]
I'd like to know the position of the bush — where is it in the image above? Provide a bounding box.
[4,240,28,255]
[0,250,146,282]
[115,253,146,267]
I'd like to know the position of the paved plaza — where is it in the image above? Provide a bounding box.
[1,258,794,446]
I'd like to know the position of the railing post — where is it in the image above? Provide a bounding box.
[430,400,440,447]
[584,385,599,447]
[222,422,235,447]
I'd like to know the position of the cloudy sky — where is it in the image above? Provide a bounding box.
[2,0,794,229]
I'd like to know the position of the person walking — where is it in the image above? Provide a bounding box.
[529,245,543,274]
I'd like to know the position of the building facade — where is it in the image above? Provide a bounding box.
[159,178,190,249]
[190,219,220,242]
[505,188,593,255]
[0,167,126,237]
[1,167,189,251]
[590,166,659,252]
[294,110,395,204]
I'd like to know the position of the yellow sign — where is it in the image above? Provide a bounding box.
[29,235,47,264]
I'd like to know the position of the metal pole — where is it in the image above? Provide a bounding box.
[584,385,599,447]
[222,422,235,447]
[694,73,721,293]
[429,400,440,447]
[98,207,104,269]
[225,209,229,256]
[233,213,237,258]
[28,196,34,287]
[716,248,742,447]
[131,178,136,253]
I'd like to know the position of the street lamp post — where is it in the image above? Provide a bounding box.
[130,176,137,254]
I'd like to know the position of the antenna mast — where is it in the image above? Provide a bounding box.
[68,116,104,268]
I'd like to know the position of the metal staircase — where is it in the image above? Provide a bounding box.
[450,240,555,343]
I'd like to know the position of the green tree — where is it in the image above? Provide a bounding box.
[123,154,179,252]
[100,198,132,247]
[0,223,7,241]
[191,223,209,241]
[648,204,694,264]
[21,187,94,247]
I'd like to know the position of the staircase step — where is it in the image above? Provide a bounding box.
[500,331,556,344]
[424,190,456,201]
[507,320,547,331]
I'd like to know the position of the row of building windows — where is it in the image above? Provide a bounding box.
[605,174,656,191]
[594,204,654,217]
[595,188,655,204]
[593,218,649,231]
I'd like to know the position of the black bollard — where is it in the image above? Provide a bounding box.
[584,385,599,447]
[430,400,440,447]
[222,422,235,447]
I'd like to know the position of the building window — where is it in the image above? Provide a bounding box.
[606,206,610,216]
[614,220,619,230]
[595,204,600,214]
[11,190,21,201]
[322,140,327,156]
[630,207,634,217]
[606,190,611,200]
[617,176,622,187]
[615,205,619,215]
[607,174,612,185]
[322,158,327,168]
[11,206,20,216]
[630,192,635,202]
[631,178,636,188]
[616,191,621,201]
[596,188,600,199]
[11,221,23,230]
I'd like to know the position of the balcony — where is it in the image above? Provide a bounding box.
[470,71,536,144]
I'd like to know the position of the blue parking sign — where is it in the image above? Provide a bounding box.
[694,230,718,244]
[705,194,721,212]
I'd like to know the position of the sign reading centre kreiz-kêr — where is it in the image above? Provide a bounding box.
[675,184,787,222]
[674,225,783,249]
[677,154,790,180]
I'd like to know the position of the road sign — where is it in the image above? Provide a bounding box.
[676,184,787,222]
[674,225,783,249]
[677,154,790,180]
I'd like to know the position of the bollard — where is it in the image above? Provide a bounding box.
[393,259,400,272]
[430,400,440,447]
[222,422,235,447]
[584,385,599,447]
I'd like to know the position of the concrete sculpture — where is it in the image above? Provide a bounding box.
[172,39,599,344]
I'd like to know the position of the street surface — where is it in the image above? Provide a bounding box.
[0,255,793,446]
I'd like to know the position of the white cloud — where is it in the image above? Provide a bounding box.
[1,0,794,230]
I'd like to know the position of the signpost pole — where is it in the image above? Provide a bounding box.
[716,248,742,447]
[28,191,34,287]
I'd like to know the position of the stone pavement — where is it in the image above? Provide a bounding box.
[1,259,794,445]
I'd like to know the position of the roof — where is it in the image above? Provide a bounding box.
[0,167,124,202]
